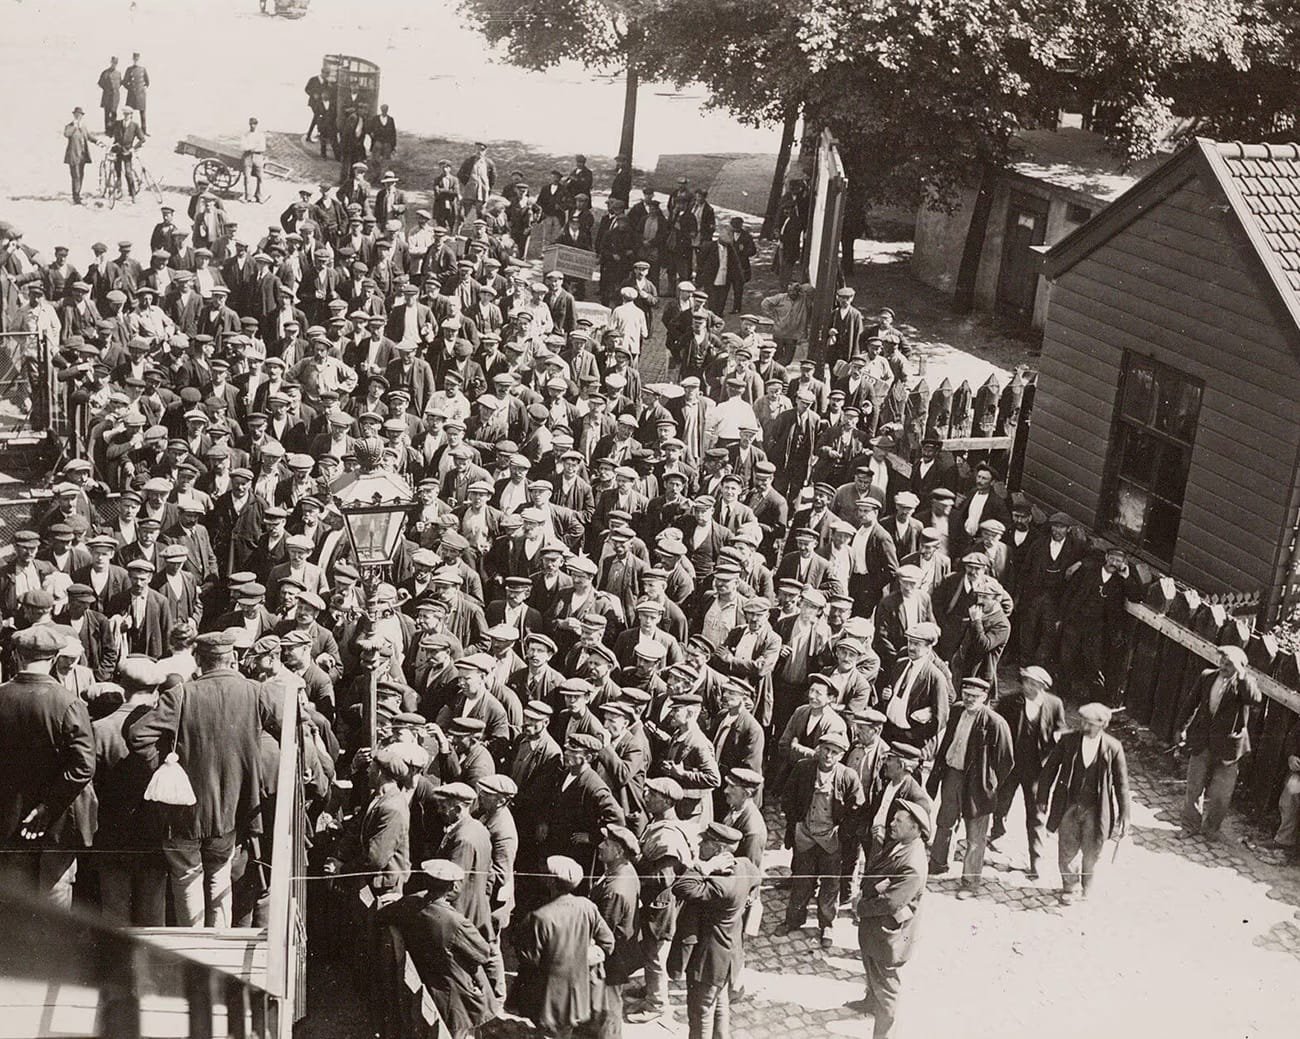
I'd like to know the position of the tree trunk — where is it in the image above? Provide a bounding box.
[618,22,640,165]
[953,162,998,313]
[762,106,799,238]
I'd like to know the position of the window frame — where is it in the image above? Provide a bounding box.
[1098,351,1204,564]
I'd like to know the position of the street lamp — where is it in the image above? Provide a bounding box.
[330,436,412,589]
[329,436,412,749]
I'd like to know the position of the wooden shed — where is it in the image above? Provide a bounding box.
[911,129,1163,330]
[1023,138,1300,618]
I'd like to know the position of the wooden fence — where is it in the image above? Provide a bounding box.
[1117,576,1300,822]
[884,364,1036,490]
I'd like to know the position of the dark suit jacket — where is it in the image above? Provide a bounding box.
[1038,730,1130,839]
[764,407,821,484]
[782,759,864,845]
[713,709,765,813]
[873,590,936,671]
[543,765,624,861]
[879,655,953,757]
[714,625,782,727]
[1177,667,1262,763]
[995,691,1067,774]
[128,666,279,840]
[949,606,1011,692]
[594,729,648,824]
[0,672,95,848]
[950,489,1012,556]
[774,550,833,594]
[671,857,760,989]
[0,558,56,616]
[927,704,1014,817]
[857,836,927,967]
[70,564,131,613]
[104,588,173,660]
[67,608,119,682]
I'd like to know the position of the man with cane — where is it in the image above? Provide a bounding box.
[1036,702,1131,904]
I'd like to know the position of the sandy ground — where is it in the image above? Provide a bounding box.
[0,0,776,230]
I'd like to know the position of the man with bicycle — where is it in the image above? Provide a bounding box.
[111,107,145,203]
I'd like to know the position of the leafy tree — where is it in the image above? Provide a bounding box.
[461,0,1298,215]
[457,0,657,163]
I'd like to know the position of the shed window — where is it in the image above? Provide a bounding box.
[1101,353,1203,562]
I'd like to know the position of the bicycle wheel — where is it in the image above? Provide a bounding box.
[106,166,119,209]
[138,162,164,205]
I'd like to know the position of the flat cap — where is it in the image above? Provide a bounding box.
[1019,666,1053,688]
[701,821,743,846]
[645,776,683,801]
[545,855,584,889]
[432,782,478,803]
[603,824,641,858]
[420,859,465,883]
[11,627,64,657]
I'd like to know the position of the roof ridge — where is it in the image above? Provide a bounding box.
[1216,140,1300,162]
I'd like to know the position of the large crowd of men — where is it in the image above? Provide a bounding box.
[12,129,1279,1039]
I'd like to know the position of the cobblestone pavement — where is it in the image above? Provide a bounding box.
[487,721,1300,1039]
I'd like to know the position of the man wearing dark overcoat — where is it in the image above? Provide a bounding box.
[852,799,929,1039]
[0,626,95,909]
[672,821,761,1039]
[541,733,624,872]
[510,855,614,1037]
[128,630,279,927]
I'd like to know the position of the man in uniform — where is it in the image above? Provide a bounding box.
[123,52,150,135]
[97,56,121,132]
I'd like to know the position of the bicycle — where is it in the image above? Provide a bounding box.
[134,155,164,206]
[94,141,162,207]
[96,146,122,209]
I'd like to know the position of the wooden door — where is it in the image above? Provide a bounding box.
[996,192,1049,324]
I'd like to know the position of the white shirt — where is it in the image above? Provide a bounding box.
[886,661,919,728]
[872,778,904,831]
[499,481,527,514]
[1081,733,1101,767]
[869,457,890,495]
[240,129,268,155]
[1024,695,1041,722]
[964,491,989,536]
[734,630,758,665]
[945,710,978,769]
[1208,675,1227,714]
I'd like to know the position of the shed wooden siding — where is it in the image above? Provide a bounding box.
[1024,169,1300,593]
